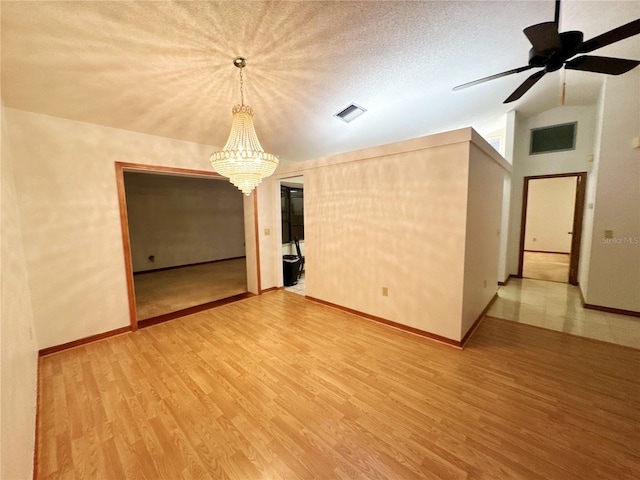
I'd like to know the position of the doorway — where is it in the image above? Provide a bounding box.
[280,176,305,295]
[518,172,586,285]
[115,162,252,329]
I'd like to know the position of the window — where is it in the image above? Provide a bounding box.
[281,185,304,243]
[530,122,577,155]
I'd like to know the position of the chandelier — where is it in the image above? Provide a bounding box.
[210,57,279,196]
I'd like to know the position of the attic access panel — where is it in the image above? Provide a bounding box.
[530,122,577,155]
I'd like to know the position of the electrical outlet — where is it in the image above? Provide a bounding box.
[264,228,271,235]
[382,287,388,297]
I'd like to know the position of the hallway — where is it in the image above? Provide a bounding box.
[487,278,639,349]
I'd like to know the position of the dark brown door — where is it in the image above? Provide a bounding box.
[568,173,587,285]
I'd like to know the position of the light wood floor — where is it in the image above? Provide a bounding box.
[522,251,570,283]
[36,291,640,479]
[133,258,247,320]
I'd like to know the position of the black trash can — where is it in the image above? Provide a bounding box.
[283,255,301,286]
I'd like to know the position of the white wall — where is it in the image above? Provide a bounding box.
[124,172,245,272]
[461,142,504,337]
[506,106,596,275]
[578,83,606,295]
[524,176,576,253]
[2,107,228,349]
[269,128,509,342]
[585,71,640,312]
[1,107,39,480]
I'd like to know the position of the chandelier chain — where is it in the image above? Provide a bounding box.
[239,68,244,106]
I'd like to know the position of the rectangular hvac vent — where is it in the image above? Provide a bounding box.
[530,122,577,155]
[334,103,367,123]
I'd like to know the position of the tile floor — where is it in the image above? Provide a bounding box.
[487,277,640,349]
[284,271,305,296]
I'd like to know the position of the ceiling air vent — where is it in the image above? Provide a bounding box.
[334,103,367,123]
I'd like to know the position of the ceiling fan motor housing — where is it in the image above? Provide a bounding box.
[528,30,584,71]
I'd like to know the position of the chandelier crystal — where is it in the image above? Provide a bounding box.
[210,58,278,195]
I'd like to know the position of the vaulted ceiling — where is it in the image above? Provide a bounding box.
[2,1,639,163]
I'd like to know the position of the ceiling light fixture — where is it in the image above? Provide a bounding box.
[210,57,278,196]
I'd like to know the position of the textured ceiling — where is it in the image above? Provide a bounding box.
[2,1,639,163]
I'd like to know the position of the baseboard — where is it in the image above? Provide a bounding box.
[133,256,246,275]
[498,274,513,286]
[578,285,639,318]
[138,292,254,328]
[524,250,570,255]
[33,358,42,479]
[39,326,131,357]
[261,286,283,294]
[39,293,256,355]
[583,303,640,318]
[305,296,462,348]
[461,293,499,348]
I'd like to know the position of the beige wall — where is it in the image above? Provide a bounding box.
[1,107,39,480]
[3,107,225,349]
[461,142,503,338]
[585,71,640,312]
[270,128,509,342]
[507,106,596,276]
[124,172,245,272]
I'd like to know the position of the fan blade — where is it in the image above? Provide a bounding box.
[524,22,562,52]
[452,65,534,91]
[504,70,546,103]
[566,55,640,75]
[579,18,640,53]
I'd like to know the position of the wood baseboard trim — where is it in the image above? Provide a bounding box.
[524,250,570,255]
[133,256,246,275]
[460,293,499,348]
[583,303,640,318]
[39,326,131,357]
[33,358,42,479]
[305,296,461,348]
[138,292,254,328]
[261,286,283,294]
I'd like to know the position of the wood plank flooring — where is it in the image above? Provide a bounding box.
[36,291,640,479]
[522,251,570,283]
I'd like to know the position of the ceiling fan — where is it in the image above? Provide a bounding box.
[453,0,640,103]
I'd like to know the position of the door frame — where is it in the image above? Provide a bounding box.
[517,172,587,285]
[115,161,259,330]
[277,175,305,288]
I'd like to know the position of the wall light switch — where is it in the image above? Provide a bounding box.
[382,287,389,297]
[264,228,270,235]
[604,230,613,239]
[633,137,640,149]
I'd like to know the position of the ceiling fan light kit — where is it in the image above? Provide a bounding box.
[210,57,279,196]
[454,0,640,103]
